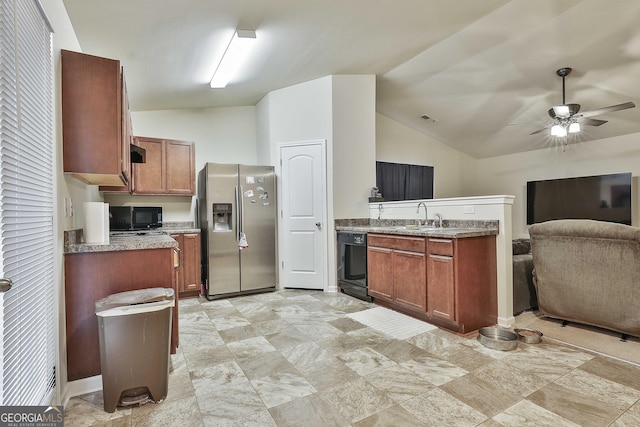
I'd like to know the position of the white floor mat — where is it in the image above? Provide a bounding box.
[347,306,437,339]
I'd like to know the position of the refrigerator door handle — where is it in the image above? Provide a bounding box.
[235,185,240,241]
[239,185,245,235]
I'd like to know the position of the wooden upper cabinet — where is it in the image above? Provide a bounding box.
[98,73,133,192]
[132,137,163,193]
[131,136,195,195]
[62,50,129,186]
[166,140,196,194]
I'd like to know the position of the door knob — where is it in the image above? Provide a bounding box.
[0,278,13,292]
[315,222,322,230]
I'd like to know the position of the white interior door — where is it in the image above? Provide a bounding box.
[279,141,326,289]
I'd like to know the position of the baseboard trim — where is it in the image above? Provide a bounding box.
[63,375,102,407]
[498,315,516,328]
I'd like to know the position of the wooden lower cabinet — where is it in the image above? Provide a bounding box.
[367,233,496,335]
[427,251,455,322]
[171,232,202,297]
[393,250,427,312]
[367,246,394,301]
[367,234,427,313]
[64,248,179,382]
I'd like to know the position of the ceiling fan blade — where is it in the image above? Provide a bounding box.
[578,102,635,119]
[529,124,551,135]
[581,118,607,127]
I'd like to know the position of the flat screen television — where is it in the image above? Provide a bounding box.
[527,172,632,225]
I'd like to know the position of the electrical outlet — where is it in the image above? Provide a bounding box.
[463,205,475,214]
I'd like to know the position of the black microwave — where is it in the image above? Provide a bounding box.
[109,206,162,231]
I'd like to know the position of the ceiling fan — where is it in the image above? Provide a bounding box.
[530,67,636,136]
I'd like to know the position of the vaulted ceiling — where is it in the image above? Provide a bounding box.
[62,0,640,158]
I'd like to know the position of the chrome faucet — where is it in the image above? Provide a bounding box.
[434,213,443,228]
[416,202,428,227]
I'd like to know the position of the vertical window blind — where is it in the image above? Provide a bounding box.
[0,0,55,405]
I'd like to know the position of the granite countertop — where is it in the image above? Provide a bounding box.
[159,227,201,234]
[157,222,201,234]
[335,219,499,239]
[65,230,179,254]
[64,221,201,254]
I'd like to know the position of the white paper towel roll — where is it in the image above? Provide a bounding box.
[83,202,109,244]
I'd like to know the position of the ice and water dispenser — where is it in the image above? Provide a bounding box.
[212,203,232,231]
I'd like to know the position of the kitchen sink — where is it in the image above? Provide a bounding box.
[393,225,441,231]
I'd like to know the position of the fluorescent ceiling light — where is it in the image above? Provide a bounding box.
[210,29,256,89]
[568,122,580,133]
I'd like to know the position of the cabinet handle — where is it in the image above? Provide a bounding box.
[173,247,181,268]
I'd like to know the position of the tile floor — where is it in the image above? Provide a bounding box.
[64,289,640,426]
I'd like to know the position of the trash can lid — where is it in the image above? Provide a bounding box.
[95,287,174,313]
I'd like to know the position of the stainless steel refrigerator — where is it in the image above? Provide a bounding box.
[198,162,276,299]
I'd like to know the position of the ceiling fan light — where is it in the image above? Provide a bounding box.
[568,122,580,133]
[553,105,571,118]
[551,124,566,137]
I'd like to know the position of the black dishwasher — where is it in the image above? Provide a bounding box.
[337,232,371,302]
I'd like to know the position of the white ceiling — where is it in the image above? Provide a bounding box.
[62,0,640,159]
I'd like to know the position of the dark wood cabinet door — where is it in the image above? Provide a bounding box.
[98,74,133,192]
[427,253,455,322]
[367,246,394,302]
[61,50,125,186]
[131,136,195,195]
[393,249,426,312]
[172,233,201,296]
[182,233,201,292]
[166,140,195,194]
[132,136,165,193]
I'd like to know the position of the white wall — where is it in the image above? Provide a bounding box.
[258,77,335,290]
[47,5,103,233]
[255,96,272,165]
[104,107,258,222]
[41,0,86,406]
[376,113,477,198]
[474,132,640,238]
[261,76,334,162]
[332,76,377,219]
[258,75,377,292]
[132,106,257,169]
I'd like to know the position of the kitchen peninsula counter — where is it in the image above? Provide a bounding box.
[337,219,499,335]
[63,228,181,382]
[64,230,178,254]
[336,219,498,238]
